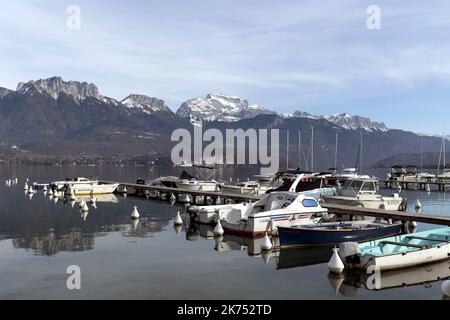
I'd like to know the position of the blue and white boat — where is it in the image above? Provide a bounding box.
[339,227,450,271]
[278,221,403,248]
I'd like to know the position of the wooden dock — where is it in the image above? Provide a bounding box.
[323,204,450,226]
[100,180,260,203]
[381,179,450,191]
[103,180,450,226]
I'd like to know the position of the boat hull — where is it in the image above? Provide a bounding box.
[278,223,403,248]
[220,212,322,238]
[66,183,119,196]
[362,243,450,271]
[322,196,403,211]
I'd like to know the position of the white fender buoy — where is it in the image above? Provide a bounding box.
[174,211,183,226]
[328,248,345,274]
[43,185,48,192]
[70,189,77,201]
[48,188,54,196]
[170,193,176,201]
[442,280,450,297]
[261,233,273,251]
[14,178,18,184]
[79,199,85,208]
[123,186,128,194]
[131,206,140,219]
[81,202,89,212]
[24,182,29,191]
[213,220,224,236]
[70,200,76,208]
[90,197,97,204]
[426,184,431,192]
[28,186,34,194]
[415,199,422,209]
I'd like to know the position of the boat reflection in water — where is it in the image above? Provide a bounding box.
[328,258,450,297]
[276,246,333,270]
[3,193,173,256]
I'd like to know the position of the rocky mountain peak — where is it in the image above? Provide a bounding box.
[176,93,275,122]
[0,87,13,98]
[121,94,173,115]
[283,110,388,132]
[16,76,100,100]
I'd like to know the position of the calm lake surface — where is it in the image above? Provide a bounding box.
[0,165,449,300]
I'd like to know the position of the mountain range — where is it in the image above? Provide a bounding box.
[0,76,446,168]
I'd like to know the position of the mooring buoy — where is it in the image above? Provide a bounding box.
[415,199,422,209]
[328,248,345,274]
[213,220,224,236]
[131,206,140,219]
[174,211,183,226]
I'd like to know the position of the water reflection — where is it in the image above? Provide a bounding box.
[328,259,450,297]
[0,188,174,256]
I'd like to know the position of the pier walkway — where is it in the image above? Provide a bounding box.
[102,180,450,226]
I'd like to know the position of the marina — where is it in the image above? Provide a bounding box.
[0,165,449,300]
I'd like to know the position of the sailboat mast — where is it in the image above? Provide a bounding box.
[334,132,338,171]
[311,126,314,172]
[420,136,423,173]
[444,131,447,171]
[360,132,363,175]
[298,131,301,169]
[286,130,290,169]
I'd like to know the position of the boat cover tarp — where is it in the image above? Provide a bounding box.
[339,242,361,258]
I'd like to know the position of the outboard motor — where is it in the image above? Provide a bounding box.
[186,205,199,215]
[338,242,361,265]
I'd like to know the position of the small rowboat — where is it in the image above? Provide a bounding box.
[278,221,403,248]
[339,227,450,271]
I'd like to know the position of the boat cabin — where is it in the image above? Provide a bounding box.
[252,192,321,214]
[390,165,417,179]
[337,179,378,197]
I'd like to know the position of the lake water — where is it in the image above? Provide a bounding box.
[0,165,449,300]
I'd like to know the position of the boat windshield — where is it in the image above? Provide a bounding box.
[338,180,376,196]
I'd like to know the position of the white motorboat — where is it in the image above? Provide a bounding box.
[387,165,419,183]
[51,177,98,191]
[332,168,372,184]
[322,178,406,211]
[64,182,119,196]
[339,227,450,271]
[159,171,219,192]
[175,179,219,192]
[220,193,328,237]
[191,172,335,225]
[221,180,260,195]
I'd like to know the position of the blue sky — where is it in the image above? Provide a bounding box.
[1,0,450,134]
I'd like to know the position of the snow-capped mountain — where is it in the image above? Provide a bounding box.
[176,93,275,122]
[121,94,174,116]
[282,111,388,132]
[17,76,100,100]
